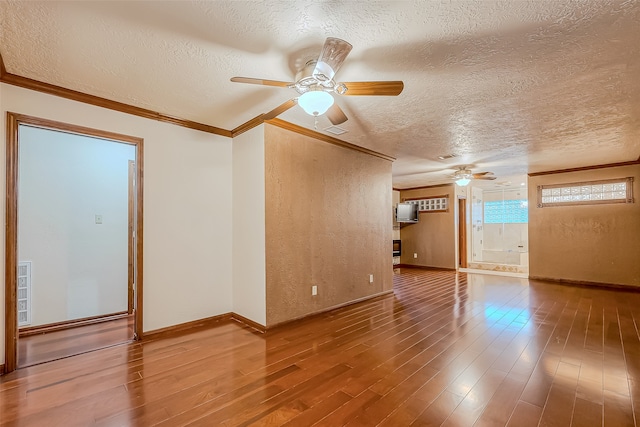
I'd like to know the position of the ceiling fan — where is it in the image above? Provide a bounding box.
[230,37,404,126]
[451,166,497,186]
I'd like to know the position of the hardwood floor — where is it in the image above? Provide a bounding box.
[17,315,134,367]
[1,268,639,426]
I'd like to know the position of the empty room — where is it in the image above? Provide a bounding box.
[1,1,639,426]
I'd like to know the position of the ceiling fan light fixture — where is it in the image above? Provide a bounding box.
[298,90,334,116]
[455,178,471,186]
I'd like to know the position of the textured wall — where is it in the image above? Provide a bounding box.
[399,185,456,269]
[529,164,640,287]
[265,125,393,326]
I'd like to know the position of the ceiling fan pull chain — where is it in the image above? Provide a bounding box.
[314,116,318,130]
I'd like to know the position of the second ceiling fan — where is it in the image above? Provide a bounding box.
[230,37,404,125]
[451,167,497,186]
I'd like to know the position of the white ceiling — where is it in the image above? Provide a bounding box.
[1,0,639,189]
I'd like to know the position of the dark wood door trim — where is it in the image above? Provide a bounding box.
[4,112,144,374]
[128,160,135,315]
[4,112,19,373]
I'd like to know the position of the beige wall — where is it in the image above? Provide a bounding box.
[399,185,456,269]
[529,164,640,287]
[264,124,393,326]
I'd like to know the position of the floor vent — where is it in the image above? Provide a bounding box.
[18,261,32,326]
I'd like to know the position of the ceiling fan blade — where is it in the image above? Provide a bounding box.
[475,176,497,180]
[341,81,404,96]
[231,77,292,88]
[326,103,348,125]
[472,172,493,177]
[313,37,353,82]
[263,99,297,120]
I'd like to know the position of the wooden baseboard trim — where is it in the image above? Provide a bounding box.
[395,264,456,271]
[19,311,129,337]
[144,313,233,341]
[529,276,640,292]
[132,290,401,341]
[266,289,395,331]
[231,313,267,334]
[0,363,4,376]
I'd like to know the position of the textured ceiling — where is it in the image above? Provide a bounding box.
[1,0,639,189]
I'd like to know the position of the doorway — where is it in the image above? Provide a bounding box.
[458,197,467,268]
[4,113,144,373]
[468,181,529,275]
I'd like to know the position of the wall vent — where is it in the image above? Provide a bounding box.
[18,261,32,326]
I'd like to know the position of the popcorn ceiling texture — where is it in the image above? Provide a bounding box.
[1,0,639,188]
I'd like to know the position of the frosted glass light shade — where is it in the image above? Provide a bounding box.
[298,91,334,116]
[455,178,471,186]
[313,37,353,81]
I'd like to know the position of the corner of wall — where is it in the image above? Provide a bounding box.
[0,83,5,365]
[231,124,267,326]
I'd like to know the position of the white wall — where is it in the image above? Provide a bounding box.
[231,126,266,326]
[19,126,134,325]
[1,83,234,364]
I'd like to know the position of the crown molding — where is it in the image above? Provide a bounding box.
[0,51,394,160]
[266,118,395,162]
[395,183,454,191]
[231,114,265,137]
[0,69,232,138]
[528,160,640,177]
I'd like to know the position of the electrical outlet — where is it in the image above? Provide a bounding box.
[413,253,418,258]
[369,274,374,283]
[312,285,317,296]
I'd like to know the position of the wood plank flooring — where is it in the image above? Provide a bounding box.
[1,268,639,426]
[18,316,134,367]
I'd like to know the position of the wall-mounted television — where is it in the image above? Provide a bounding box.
[396,202,419,223]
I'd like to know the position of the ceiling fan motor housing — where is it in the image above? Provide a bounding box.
[292,60,345,95]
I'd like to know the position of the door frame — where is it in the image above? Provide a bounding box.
[4,112,144,374]
[458,197,467,268]
[128,160,135,314]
